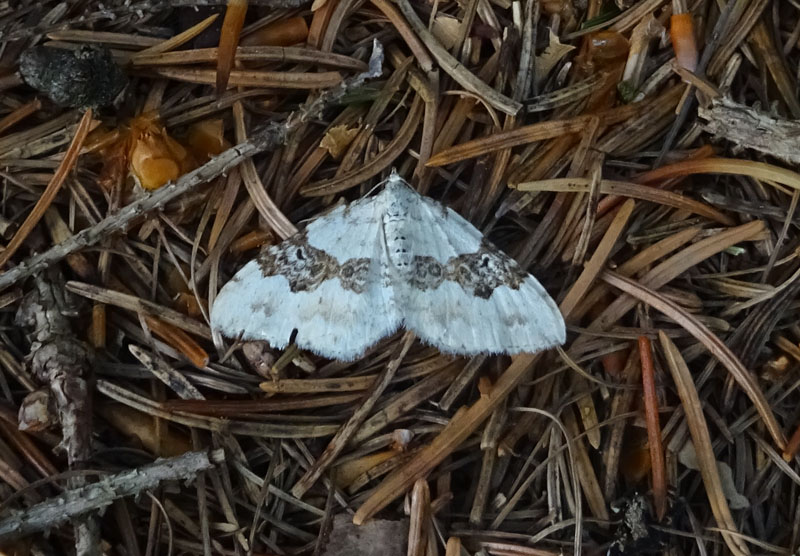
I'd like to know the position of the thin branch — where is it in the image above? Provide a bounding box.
[0,449,226,541]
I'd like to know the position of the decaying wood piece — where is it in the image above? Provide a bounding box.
[699,97,800,165]
[0,448,225,541]
[14,269,97,554]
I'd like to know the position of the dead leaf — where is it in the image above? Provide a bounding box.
[320,124,359,159]
[679,441,749,510]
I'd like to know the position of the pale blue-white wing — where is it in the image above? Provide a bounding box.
[392,187,565,355]
[211,196,400,361]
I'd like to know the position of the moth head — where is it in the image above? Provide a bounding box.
[383,168,412,190]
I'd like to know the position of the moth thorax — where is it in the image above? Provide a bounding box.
[383,208,413,273]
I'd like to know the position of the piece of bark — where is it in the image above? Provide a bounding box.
[319,514,407,556]
[699,97,800,165]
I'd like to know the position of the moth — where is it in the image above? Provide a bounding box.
[211,173,565,360]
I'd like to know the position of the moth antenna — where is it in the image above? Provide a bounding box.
[363,168,413,198]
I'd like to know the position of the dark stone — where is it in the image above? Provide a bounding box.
[19,45,127,109]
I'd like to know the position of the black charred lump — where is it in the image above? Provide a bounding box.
[19,45,127,109]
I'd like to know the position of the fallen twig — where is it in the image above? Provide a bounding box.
[0,449,225,542]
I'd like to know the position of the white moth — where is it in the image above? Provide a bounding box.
[211,173,565,360]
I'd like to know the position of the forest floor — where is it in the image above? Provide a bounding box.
[1,1,800,555]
